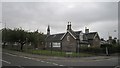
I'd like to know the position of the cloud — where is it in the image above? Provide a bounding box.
[2,2,118,39]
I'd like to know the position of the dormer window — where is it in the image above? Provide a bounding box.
[67,36,70,41]
[80,32,83,41]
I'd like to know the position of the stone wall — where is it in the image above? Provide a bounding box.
[62,32,77,52]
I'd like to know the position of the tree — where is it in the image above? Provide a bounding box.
[2,28,45,51]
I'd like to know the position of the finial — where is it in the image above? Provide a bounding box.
[47,25,50,31]
[70,22,71,25]
[68,22,69,25]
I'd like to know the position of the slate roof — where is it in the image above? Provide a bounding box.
[73,31,82,39]
[84,32,97,40]
[45,30,97,42]
[67,30,82,39]
[45,33,64,42]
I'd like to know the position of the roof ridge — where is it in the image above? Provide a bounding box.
[84,32,97,34]
[51,33,65,35]
[74,30,82,32]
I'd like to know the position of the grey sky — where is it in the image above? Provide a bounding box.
[2,2,118,40]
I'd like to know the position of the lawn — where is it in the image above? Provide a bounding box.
[25,49,95,57]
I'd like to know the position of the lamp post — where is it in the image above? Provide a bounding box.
[106,30,117,56]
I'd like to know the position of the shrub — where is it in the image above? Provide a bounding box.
[79,47,103,54]
[101,44,119,54]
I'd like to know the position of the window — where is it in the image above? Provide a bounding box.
[79,33,83,41]
[67,36,70,41]
[88,45,90,47]
[52,42,61,47]
[49,43,52,47]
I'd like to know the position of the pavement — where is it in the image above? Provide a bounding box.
[2,49,119,67]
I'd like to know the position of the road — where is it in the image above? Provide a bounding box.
[2,53,61,66]
[2,50,119,68]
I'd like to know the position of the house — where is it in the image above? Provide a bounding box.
[107,36,118,45]
[45,22,100,52]
[100,38,108,45]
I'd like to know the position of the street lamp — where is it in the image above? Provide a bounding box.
[106,30,117,56]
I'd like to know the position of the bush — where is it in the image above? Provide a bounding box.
[79,47,103,54]
[101,44,119,54]
[108,45,119,53]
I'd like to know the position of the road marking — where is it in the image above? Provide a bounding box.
[52,63,58,65]
[0,59,11,64]
[3,52,64,66]
[18,65,24,68]
[23,56,29,59]
[31,58,36,60]
[4,53,17,57]
[41,60,45,62]
[28,58,32,59]
[46,62,51,63]
[59,65,64,66]
[114,65,120,68]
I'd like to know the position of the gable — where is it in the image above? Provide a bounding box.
[93,33,100,40]
[62,32,77,44]
[84,32,100,40]
[61,30,77,40]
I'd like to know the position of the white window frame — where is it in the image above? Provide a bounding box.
[79,32,83,41]
[52,42,61,47]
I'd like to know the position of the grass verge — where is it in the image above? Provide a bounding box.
[25,49,95,57]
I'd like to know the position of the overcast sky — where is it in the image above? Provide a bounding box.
[2,2,118,40]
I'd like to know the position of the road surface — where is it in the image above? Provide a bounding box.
[1,49,119,68]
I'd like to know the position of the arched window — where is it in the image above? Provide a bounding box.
[67,36,70,41]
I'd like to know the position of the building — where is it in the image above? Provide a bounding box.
[45,22,100,52]
[107,36,118,45]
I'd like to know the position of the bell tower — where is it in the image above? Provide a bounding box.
[67,22,72,31]
[47,25,50,36]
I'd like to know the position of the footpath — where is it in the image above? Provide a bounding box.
[2,49,118,62]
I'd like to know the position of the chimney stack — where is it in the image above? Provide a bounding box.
[69,22,71,30]
[67,22,69,30]
[85,27,89,34]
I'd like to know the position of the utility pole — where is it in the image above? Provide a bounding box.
[106,32,110,56]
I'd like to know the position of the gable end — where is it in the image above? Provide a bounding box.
[60,31,76,40]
